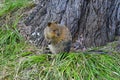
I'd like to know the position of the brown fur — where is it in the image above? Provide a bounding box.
[44,22,72,54]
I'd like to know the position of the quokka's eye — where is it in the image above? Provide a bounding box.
[53,30,56,32]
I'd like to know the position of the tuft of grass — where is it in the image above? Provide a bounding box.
[0,0,34,79]
[0,0,32,16]
[7,53,119,80]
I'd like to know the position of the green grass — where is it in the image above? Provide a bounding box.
[0,0,120,80]
[0,0,32,16]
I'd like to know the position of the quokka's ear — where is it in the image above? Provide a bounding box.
[48,22,51,27]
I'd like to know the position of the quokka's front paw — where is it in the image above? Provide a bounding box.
[42,47,52,54]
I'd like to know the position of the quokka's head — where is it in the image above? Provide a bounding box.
[47,22,60,38]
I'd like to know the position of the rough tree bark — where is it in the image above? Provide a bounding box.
[24,0,120,50]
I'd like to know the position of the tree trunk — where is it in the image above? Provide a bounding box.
[24,0,120,49]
